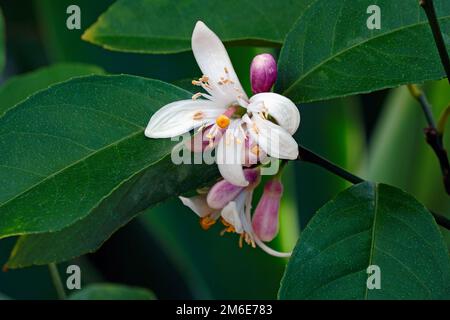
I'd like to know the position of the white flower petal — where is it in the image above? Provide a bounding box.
[145,99,224,138]
[220,192,246,233]
[179,195,214,218]
[191,21,248,105]
[245,115,299,159]
[248,93,300,134]
[216,121,248,187]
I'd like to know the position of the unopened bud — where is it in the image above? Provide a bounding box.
[252,178,283,242]
[250,53,277,94]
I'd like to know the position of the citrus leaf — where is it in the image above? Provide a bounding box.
[276,0,450,103]
[69,283,155,300]
[279,182,450,299]
[82,0,314,54]
[0,63,104,116]
[0,8,4,73]
[0,74,216,240]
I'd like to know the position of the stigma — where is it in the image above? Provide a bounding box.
[216,114,230,129]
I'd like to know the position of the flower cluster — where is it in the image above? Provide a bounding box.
[145,21,300,257]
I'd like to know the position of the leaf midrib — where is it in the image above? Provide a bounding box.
[364,183,379,300]
[0,129,144,212]
[282,16,450,96]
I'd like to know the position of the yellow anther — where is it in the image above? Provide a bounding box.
[220,218,236,234]
[193,111,204,120]
[200,215,216,230]
[216,114,230,129]
[252,122,260,134]
[251,145,260,156]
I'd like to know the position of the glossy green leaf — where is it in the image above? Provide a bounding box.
[69,283,155,300]
[82,0,313,54]
[367,81,450,251]
[0,8,4,73]
[276,0,450,103]
[279,182,450,299]
[0,63,104,115]
[0,74,217,247]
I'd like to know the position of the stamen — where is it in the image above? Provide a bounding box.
[252,123,260,134]
[192,111,204,120]
[192,92,202,100]
[220,217,236,234]
[254,237,291,258]
[224,67,229,74]
[200,215,217,230]
[251,145,260,156]
[196,186,210,194]
[216,115,230,129]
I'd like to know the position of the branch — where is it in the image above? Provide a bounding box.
[408,85,450,195]
[296,144,450,230]
[297,145,363,184]
[420,0,450,83]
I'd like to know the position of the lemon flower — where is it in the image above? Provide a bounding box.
[145,21,300,187]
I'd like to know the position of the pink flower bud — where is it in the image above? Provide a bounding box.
[252,178,283,242]
[250,53,277,94]
[207,168,260,209]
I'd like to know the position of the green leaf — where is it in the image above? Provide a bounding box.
[69,283,155,300]
[0,8,4,73]
[82,0,314,54]
[367,81,450,251]
[0,74,217,244]
[0,63,104,115]
[276,0,450,103]
[279,182,450,299]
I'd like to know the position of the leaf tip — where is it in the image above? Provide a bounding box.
[81,27,95,43]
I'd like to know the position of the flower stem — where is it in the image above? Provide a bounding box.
[296,143,450,230]
[48,263,66,300]
[419,0,450,83]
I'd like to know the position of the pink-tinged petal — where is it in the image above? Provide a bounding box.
[206,168,260,209]
[179,195,214,218]
[252,179,283,242]
[145,99,224,138]
[207,180,244,209]
[250,53,278,94]
[248,93,300,135]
